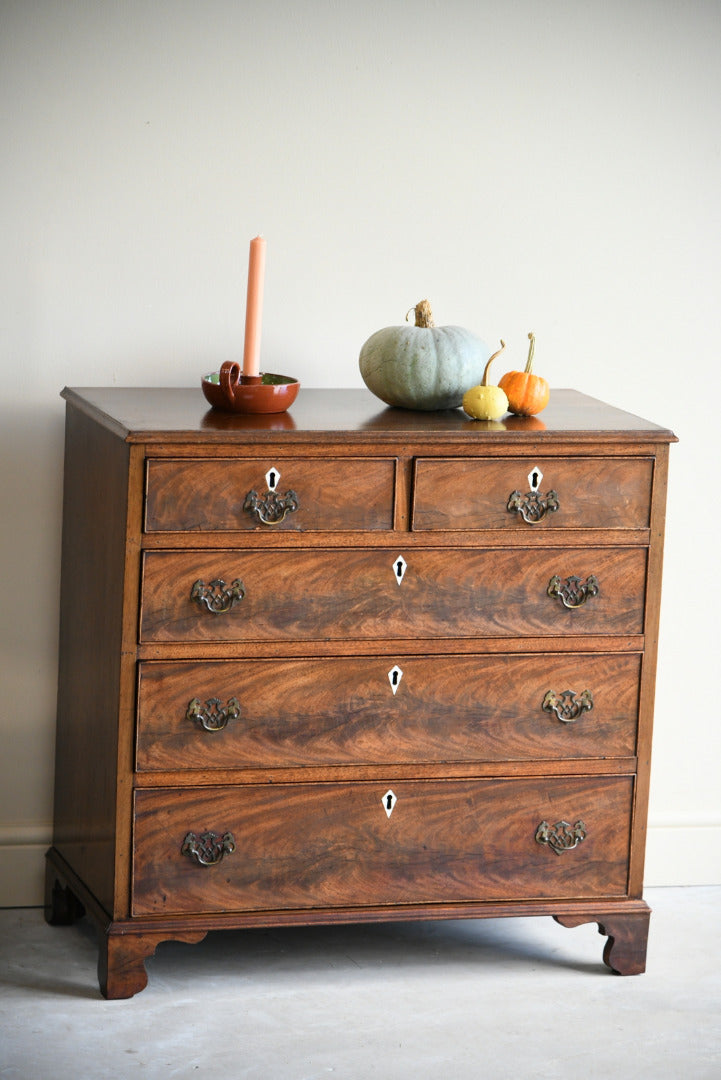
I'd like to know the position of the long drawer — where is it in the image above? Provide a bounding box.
[140,547,647,642]
[136,653,641,770]
[131,776,634,916]
[412,456,653,531]
[145,457,397,532]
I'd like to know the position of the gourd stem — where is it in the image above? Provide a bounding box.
[481,340,506,386]
[406,300,435,328]
[525,332,536,373]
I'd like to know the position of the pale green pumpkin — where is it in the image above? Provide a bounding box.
[359,300,489,411]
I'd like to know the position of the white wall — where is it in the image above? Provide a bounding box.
[1,0,719,905]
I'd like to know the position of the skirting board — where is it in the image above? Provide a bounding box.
[1,825,720,908]
[644,822,721,889]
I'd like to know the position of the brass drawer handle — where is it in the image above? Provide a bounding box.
[190,578,245,614]
[507,466,559,524]
[243,488,299,525]
[535,819,587,855]
[186,697,241,732]
[547,574,599,609]
[507,488,559,523]
[181,830,236,866]
[542,689,594,723]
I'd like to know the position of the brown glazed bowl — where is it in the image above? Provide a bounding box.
[202,361,300,414]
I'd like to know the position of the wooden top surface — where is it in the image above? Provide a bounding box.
[61,386,676,446]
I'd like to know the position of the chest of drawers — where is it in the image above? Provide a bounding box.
[46,387,675,998]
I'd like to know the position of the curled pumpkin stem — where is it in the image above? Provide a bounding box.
[406,299,435,328]
[481,340,506,386]
[526,332,536,373]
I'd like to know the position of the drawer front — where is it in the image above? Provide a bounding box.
[131,776,633,915]
[412,456,653,531]
[145,457,396,532]
[140,547,647,642]
[136,653,640,770]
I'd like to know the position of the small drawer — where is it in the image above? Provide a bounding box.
[412,456,653,531]
[136,653,641,770]
[139,546,647,642]
[145,457,397,532]
[131,776,633,915]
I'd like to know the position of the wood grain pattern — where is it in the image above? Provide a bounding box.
[49,388,675,994]
[140,546,647,642]
[52,404,131,916]
[136,653,641,770]
[412,456,653,531]
[555,907,650,975]
[100,926,208,1000]
[145,456,396,532]
[131,776,634,916]
[627,443,671,897]
[61,386,676,445]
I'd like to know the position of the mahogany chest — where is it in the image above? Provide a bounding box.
[46,387,675,997]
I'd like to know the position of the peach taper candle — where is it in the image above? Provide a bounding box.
[242,235,266,379]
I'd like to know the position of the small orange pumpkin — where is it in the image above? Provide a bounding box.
[499,332,550,416]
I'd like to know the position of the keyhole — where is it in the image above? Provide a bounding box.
[393,556,407,585]
[386,794,393,809]
[265,467,280,492]
[382,789,397,817]
[528,466,543,492]
[388,665,403,694]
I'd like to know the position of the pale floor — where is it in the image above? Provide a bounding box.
[1,887,719,1080]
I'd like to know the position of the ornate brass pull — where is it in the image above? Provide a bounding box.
[535,819,587,855]
[243,489,299,525]
[507,466,559,524]
[181,830,236,866]
[186,697,241,732]
[547,574,599,609]
[243,465,299,525]
[507,488,559,523]
[190,578,245,614]
[542,689,594,723]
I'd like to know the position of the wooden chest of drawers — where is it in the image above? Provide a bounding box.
[46,387,675,998]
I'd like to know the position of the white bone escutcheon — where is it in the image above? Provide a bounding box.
[388,665,403,694]
[528,466,542,491]
[265,467,280,491]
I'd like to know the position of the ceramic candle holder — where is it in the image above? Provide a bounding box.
[202,360,300,414]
